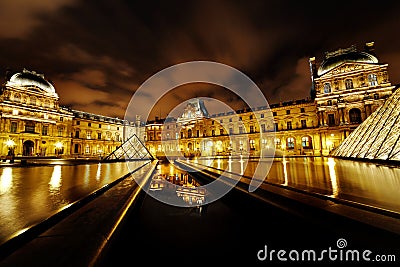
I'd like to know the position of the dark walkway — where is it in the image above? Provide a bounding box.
[94,178,400,266]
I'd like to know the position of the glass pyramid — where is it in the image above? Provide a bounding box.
[332,88,400,161]
[103,134,154,161]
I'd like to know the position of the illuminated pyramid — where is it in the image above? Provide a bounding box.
[332,87,400,161]
[103,134,154,161]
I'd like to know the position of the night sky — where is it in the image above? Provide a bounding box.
[1,0,400,121]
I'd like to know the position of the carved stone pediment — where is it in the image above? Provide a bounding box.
[177,98,209,124]
[324,63,377,77]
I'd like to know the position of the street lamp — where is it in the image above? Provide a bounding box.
[5,139,16,163]
[55,141,63,156]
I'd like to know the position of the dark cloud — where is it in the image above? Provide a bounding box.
[1,0,400,119]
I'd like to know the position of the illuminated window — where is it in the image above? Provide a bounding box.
[42,125,48,136]
[12,109,18,115]
[25,122,35,133]
[249,139,255,150]
[345,79,353,89]
[368,74,378,86]
[274,138,281,146]
[87,131,92,139]
[287,137,295,149]
[85,145,90,154]
[10,122,17,133]
[302,136,312,149]
[58,127,63,137]
[324,83,331,93]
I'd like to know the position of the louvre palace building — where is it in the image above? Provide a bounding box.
[0,69,143,158]
[0,41,397,159]
[145,42,397,158]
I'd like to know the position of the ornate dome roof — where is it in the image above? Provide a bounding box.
[7,69,57,95]
[317,46,378,76]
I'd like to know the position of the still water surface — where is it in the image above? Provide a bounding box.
[193,156,400,214]
[0,161,147,245]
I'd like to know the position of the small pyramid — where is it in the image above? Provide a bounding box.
[103,134,154,161]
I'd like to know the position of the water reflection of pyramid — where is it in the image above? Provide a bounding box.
[332,88,400,161]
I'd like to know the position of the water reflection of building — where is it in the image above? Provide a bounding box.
[150,162,205,206]
[145,42,397,157]
[0,69,145,158]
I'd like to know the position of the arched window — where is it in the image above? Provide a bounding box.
[368,74,378,86]
[324,83,331,93]
[345,79,353,89]
[287,137,295,149]
[14,93,21,103]
[301,136,312,149]
[349,108,362,123]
